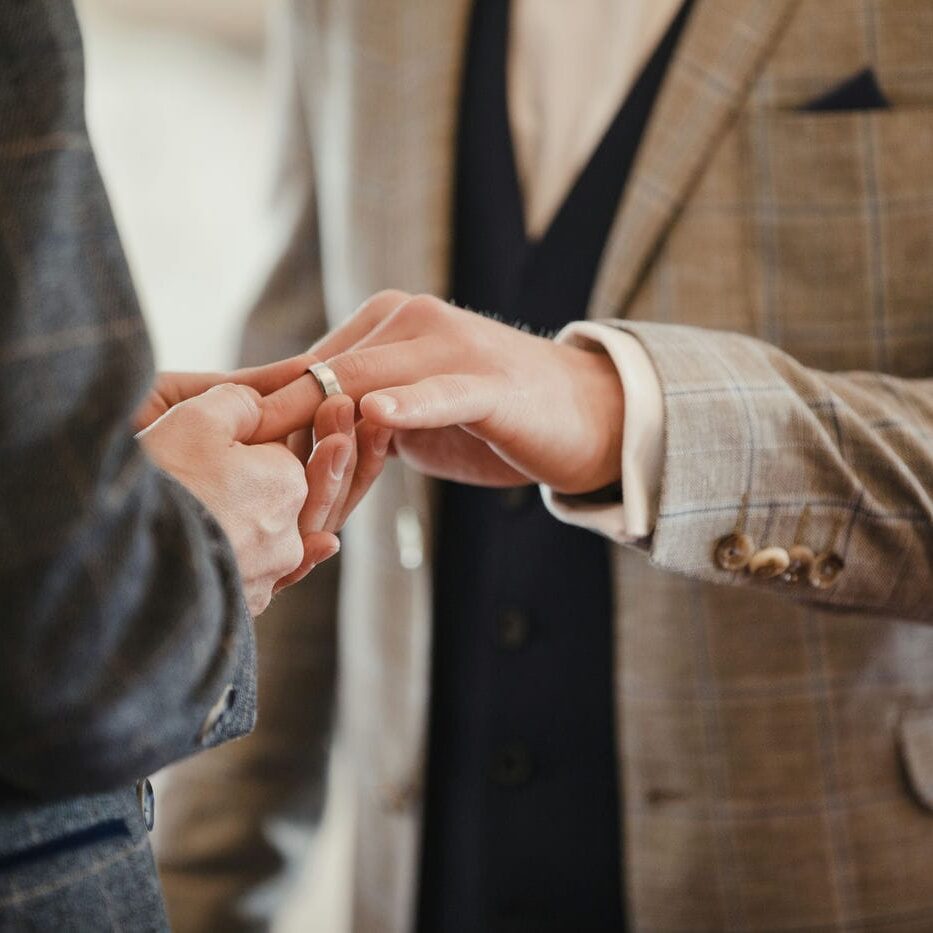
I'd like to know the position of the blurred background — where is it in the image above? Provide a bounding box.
[77,0,270,372]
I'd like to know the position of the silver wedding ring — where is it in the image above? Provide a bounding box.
[307,362,343,398]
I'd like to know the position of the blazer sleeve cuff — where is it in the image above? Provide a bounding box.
[161,471,258,752]
[597,320,933,621]
[540,321,665,544]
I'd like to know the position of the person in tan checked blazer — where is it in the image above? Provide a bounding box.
[155,1,933,930]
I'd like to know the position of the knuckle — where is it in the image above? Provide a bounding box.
[288,471,309,510]
[395,294,441,326]
[332,350,368,388]
[170,399,212,433]
[442,374,472,405]
[206,382,259,421]
[212,382,253,403]
[357,289,410,325]
[283,534,305,574]
[264,452,307,511]
[248,588,271,617]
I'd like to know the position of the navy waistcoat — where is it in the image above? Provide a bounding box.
[418,3,694,931]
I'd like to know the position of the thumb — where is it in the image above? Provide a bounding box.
[186,383,263,441]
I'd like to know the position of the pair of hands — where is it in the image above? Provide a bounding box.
[136,373,391,617]
[135,290,625,615]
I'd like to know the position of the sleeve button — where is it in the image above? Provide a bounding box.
[714,533,756,571]
[748,546,791,579]
[809,552,844,589]
[781,544,815,584]
[136,778,155,832]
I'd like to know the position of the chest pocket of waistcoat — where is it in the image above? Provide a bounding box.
[734,105,933,379]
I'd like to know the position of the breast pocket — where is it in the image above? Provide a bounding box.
[742,107,933,377]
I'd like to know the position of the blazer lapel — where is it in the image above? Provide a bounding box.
[588,0,800,319]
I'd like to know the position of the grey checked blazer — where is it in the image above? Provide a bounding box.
[0,3,257,929]
[157,1,933,931]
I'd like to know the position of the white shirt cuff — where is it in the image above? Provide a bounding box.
[540,322,665,543]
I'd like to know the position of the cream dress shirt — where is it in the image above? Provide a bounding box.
[509,0,683,540]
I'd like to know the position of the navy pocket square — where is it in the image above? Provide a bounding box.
[802,67,890,112]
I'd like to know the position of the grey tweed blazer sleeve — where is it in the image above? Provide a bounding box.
[0,2,256,798]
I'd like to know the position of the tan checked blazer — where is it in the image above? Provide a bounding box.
[156,1,933,930]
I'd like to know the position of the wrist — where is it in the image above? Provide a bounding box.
[551,344,624,495]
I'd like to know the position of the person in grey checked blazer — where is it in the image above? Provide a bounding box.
[0,2,389,929]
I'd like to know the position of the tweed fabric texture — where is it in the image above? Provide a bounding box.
[0,2,257,928]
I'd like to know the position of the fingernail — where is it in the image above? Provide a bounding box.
[331,444,352,479]
[373,428,392,456]
[337,402,354,436]
[370,393,398,417]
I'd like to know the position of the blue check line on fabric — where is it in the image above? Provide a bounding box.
[0,819,130,872]
[663,382,787,398]
[659,499,930,524]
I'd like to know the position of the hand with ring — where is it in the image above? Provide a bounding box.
[134,353,392,605]
[250,290,625,496]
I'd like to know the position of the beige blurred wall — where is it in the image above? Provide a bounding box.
[77,0,271,372]
[86,0,267,48]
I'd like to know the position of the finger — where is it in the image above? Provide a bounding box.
[312,395,358,532]
[312,395,356,446]
[250,373,325,444]
[335,420,392,528]
[329,337,452,399]
[135,354,320,433]
[134,371,226,432]
[298,433,353,536]
[225,352,321,395]
[251,330,462,444]
[394,426,527,486]
[359,374,501,431]
[273,532,341,593]
[308,289,411,360]
[148,370,229,407]
[138,382,264,442]
[287,427,315,463]
[249,336,443,444]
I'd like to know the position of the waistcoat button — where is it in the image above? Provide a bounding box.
[496,609,532,649]
[500,486,534,512]
[490,743,535,787]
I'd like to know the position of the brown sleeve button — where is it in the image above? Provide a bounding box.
[748,546,791,579]
[715,533,756,571]
[781,544,815,584]
[809,552,844,589]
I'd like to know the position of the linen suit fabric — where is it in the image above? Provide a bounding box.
[0,2,257,929]
[157,1,933,931]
